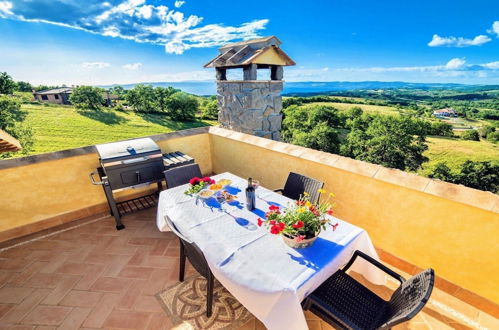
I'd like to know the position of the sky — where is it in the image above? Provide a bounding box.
[0,0,498,86]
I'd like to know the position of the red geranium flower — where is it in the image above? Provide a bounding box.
[292,221,304,229]
[278,222,285,230]
[269,220,276,225]
[189,177,201,185]
[269,205,280,211]
[332,223,339,231]
[257,218,263,227]
[327,209,334,215]
[202,177,215,184]
[270,225,281,234]
[296,200,305,206]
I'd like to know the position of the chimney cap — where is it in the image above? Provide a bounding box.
[204,36,295,69]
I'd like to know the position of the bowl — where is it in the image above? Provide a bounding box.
[209,184,223,191]
[218,179,232,187]
[198,190,214,199]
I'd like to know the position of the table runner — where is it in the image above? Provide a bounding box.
[157,172,385,330]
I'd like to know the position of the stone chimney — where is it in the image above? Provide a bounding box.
[204,36,295,141]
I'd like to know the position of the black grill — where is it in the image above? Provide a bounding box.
[90,138,165,230]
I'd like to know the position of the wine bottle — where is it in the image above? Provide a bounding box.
[245,177,256,210]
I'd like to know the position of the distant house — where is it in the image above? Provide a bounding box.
[33,87,73,105]
[33,87,117,106]
[433,108,458,117]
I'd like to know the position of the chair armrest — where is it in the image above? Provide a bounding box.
[343,250,405,284]
[274,188,284,194]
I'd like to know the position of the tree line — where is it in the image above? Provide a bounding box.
[281,104,498,193]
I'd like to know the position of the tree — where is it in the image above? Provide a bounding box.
[200,96,218,119]
[281,104,341,154]
[341,115,429,171]
[458,161,499,193]
[109,86,126,99]
[429,121,453,137]
[0,96,34,157]
[16,81,33,92]
[154,86,178,113]
[0,72,16,95]
[479,125,495,139]
[461,129,480,141]
[428,163,455,182]
[125,84,156,113]
[166,92,198,120]
[69,86,104,110]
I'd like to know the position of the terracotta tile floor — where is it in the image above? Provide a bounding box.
[0,208,497,329]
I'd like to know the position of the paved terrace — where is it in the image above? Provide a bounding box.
[0,126,498,329]
[0,208,496,329]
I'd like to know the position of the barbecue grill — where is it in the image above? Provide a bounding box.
[90,138,165,230]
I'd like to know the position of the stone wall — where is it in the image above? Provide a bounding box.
[216,80,283,141]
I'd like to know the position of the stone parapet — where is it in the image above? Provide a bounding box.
[216,80,284,140]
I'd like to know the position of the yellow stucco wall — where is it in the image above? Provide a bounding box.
[0,132,212,233]
[208,129,499,304]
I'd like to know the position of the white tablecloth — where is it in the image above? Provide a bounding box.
[157,172,385,330]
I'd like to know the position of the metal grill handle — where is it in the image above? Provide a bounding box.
[136,171,141,182]
[89,171,104,185]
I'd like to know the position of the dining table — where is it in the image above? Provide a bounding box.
[156,172,386,330]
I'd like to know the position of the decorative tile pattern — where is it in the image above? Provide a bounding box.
[0,208,495,329]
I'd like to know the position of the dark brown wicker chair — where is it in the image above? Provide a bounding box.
[302,250,434,330]
[163,215,215,317]
[163,163,202,189]
[274,172,324,204]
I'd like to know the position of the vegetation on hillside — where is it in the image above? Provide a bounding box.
[281,92,498,193]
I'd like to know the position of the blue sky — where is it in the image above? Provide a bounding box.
[0,0,498,85]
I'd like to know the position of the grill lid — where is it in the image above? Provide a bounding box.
[96,138,160,161]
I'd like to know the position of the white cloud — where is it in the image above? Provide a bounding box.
[1,0,269,54]
[0,1,12,16]
[489,21,499,37]
[482,61,499,69]
[445,57,466,70]
[82,62,111,69]
[322,67,329,71]
[428,34,491,47]
[122,62,142,70]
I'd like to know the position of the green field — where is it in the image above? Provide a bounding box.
[420,136,499,175]
[22,104,215,155]
[306,101,404,116]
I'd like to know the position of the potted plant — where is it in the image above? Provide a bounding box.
[257,189,339,248]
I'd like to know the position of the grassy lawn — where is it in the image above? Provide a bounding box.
[22,104,215,155]
[419,136,499,175]
[306,101,402,116]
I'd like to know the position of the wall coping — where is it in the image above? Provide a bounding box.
[0,126,210,170]
[208,126,499,214]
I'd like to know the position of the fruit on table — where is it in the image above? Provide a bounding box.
[209,184,223,190]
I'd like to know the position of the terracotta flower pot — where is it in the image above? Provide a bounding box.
[282,233,319,248]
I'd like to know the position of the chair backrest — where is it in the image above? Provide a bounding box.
[163,215,211,278]
[164,163,202,189]
[379,269,435,329]
[283,172,324,204]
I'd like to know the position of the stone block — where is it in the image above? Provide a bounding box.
[270,82,283,93]
[268,114,282,131]
[272,131,281,141]
[263,105,274,117]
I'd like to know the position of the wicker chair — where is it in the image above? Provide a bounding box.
[163,215,215,317]
[274,172,324,204]
[302,250,434,330]
[163,163,202,189]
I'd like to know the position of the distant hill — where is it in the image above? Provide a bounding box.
[100,81,499,96]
